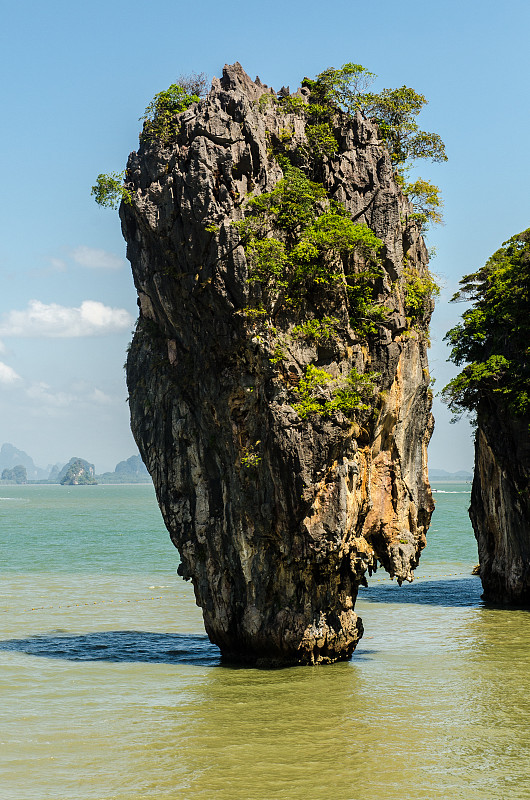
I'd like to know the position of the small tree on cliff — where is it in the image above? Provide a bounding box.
[442,228,530,421]
[302,63,447,229]
[91,171,132,210]
[139,83,201,141]
[92,72,208,209]
[303,63,447,170]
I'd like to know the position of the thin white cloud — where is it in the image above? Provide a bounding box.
[72,246,124,270]
[0,340,5,353]
[49,257,67,272]
[91,388,115,405]
[0,361,21,385]
[0,300,134,338]
[26,382,74,407]
[23,382,119,413]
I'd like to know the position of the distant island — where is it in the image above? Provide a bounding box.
[1,464,28,483]
[0,441,466,487]
[429,469,473,482]
[58,457,97,485]
[96,455,152,483]
[0,443,151,484]
[0,443,49,480]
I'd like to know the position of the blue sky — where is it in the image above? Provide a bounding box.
[0,0,528,472]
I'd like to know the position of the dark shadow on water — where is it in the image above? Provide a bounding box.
[6,579,500,666]
[0,630,378,668]
[359,576,485,608]
[0,630,221,667]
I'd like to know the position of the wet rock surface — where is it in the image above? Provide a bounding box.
[122,63,434,664]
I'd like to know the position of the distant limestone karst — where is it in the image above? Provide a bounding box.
[96,454,151,483]
[0,443,48,480]
[59,458,97,485]
[0,444,151,485]
[1,465,27,483]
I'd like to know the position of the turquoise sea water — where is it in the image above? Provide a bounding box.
[1,483,530,799]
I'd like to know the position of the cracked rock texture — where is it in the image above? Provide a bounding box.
[121,63,434,664]
[472,401,530,605]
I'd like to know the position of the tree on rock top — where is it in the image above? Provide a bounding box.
[443,228,530,420]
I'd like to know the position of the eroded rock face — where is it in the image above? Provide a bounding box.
[472,401,530,605]
[122,63,434,664]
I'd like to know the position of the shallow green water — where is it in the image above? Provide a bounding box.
[1,484,529,799]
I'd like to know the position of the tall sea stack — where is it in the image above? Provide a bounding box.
[472,404,530,604]
[121,64,435,664]
[444,227,530,606]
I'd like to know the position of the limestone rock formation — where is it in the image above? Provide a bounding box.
[472,403,530,605]
[121,63,435,664]
[0,442,48,480]
[444,227,530,607]
[59,457,97,486]
[1,465,27,484]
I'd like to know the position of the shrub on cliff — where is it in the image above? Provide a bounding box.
[293,364,378,420]
[301,63,446,230]
[443,228,530,419]
[92,73,208,208]
[139,72,208,143]
[233,163,383,315]
[302,63,447,171]
[140,83,201,142]
[91,171,131,210]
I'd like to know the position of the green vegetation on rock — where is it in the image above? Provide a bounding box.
[299,63,446,229]
[233,61,445,420]
[403,266,440,324]
[245,61,445,326]
[302,63,447,172]
[139,83,200,142]
[91,171,132,210]
[443,228,530,419]
[292,315,340,343]
[395,175,443,233]
[293,364,378,420]
[93,72,208,209]
[234,163,383,316]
